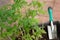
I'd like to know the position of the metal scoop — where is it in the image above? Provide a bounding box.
[47,7,57,39]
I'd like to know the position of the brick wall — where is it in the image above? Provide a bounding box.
[0,0,60,23]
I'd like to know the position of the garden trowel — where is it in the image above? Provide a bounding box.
[47,7,57,39]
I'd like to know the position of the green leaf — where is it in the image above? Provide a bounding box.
[28,10,37,17]
[0,0,46,40]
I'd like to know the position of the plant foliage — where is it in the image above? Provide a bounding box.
[0,0,45,40]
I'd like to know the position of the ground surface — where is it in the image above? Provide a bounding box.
[0,0,60,23]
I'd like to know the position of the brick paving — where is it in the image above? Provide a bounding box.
[39,0,60,23]
[0,0,60,23]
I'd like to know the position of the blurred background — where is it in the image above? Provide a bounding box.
[0,0,60,23]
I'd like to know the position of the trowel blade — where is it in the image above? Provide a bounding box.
[47,25,57,39]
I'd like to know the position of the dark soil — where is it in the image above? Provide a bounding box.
[15,21,60,40]
[15,33,59,40]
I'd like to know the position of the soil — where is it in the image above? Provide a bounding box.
[15,21,60,40]
[15,34,59,40]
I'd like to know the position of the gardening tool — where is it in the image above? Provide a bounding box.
[47,7,57,39]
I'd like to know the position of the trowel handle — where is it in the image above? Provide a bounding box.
[48,7,53,21]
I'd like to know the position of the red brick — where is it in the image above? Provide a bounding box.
[0,0,60,23]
